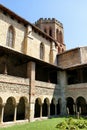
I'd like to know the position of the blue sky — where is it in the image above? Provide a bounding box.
[0,0,87,50]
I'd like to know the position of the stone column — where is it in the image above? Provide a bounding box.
[48,104,50,117]
[25,104,29,120]
[14,104,17,122]
[58,70,67,116]
[0,104,5,123]
[40,105,42,118]
[55,104,57,116]
[27,61,35,122]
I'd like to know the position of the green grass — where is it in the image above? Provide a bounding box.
[0,117,87,130]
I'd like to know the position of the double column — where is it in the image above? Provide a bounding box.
[0,103,18,123]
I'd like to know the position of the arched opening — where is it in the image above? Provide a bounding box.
[17,97,26,120]
[56,29,59,41]
[42,98,49,117]
[76,96,86,115]
[49,27,52,37]
[58,46,61,53]
[66,97,74,115]
[3,97,16,122]
[57,99,61,115]
[34,98,42,118]
[62,48,64,52]
[40,43,44,60]
[50,98,55,116]
[59,31,63,44]
[44,28,47,33]
[6,25,15,48]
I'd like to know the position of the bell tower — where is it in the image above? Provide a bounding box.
[35,18,66,53]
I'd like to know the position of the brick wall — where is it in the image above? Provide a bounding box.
[57,48,81,69]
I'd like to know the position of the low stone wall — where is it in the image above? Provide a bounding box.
[35,80,61,100]
[0,74,30,102]
[66,83,87,100]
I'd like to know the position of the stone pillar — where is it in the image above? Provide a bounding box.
[0,104,5,123]
[58,70,67,116]
[14,104,17,122]
[40,105,42,118]
[55,104,57,116]
[27,61,35,122]
[48,104,50,117]
[25,104,29,120]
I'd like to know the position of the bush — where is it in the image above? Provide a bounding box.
[56,117,87,130]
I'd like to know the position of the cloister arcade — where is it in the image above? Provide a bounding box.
[66,96,87,116]
[0,95,87,123]
[34,97,61,118]
[0,96,28,123]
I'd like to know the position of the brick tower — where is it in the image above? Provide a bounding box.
[35,18,66,53]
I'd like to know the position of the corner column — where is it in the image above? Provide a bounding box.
[27,61,36,122]
[58,70,67,115]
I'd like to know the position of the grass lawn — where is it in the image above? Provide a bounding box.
[0,117,87,130]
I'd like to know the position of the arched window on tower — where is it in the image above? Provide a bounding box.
[44,28,47,33]
[56,29,59,42]
[59,31,63,44]
[40,43,45,60]
[6,25,15,48]
[49,27,52,37]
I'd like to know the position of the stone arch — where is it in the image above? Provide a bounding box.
[6,25,15,48]
[57,98,61,115]
[42,98,49,117]
[50,98,55,116]
[66,97,74,115]
[76,96,86,115]
[17,96,28,120]
[3,96,16,122]
[34,98,42,118]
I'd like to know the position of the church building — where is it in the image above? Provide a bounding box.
[0,4,87,123]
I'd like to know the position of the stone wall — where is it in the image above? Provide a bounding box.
[80,47,87,64]
[57,48,81,69]
[66,83,87,101]
[0,12,26,52]
[27,31,55,63]
[0,74,29,103]
[35,80,61,102]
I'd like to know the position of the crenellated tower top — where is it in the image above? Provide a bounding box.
[35,18,66,53]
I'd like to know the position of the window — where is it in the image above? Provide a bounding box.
[40,43,44,60]
[44,28,47,33]
[6,25,15,48]
[56,29,59,41]
[59,31,63,44]
[49,27,52,37]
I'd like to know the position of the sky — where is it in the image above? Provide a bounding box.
[0,0,87,50]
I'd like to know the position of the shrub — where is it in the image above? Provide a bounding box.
[56,117,87,130]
